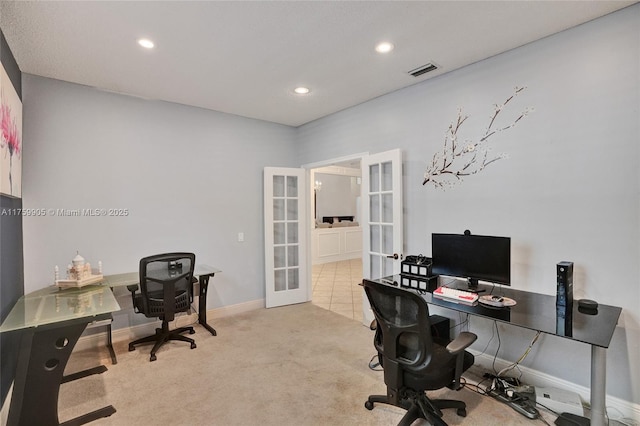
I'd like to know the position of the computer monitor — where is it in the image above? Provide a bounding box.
[431,231,511,290]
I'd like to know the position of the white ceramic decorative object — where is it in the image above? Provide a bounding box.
[72,252,85,267]
[56,252,104,289]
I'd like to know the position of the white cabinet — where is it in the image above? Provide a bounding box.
[312,226,362,264]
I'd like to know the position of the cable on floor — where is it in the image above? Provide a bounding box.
[368,354,382,371]
[604,406,638,426]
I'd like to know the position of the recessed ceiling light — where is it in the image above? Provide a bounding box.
[375,42,394,54]
[294,87,310,95]
[138,38,155,49]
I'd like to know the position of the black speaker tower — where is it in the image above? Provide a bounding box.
[556,261,574,307]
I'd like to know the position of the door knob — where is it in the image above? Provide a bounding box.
[386,253,400,260]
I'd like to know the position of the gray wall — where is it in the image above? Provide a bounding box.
[296,6,639,404]
[21,76,297,328]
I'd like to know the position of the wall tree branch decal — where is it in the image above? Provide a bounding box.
[423,86,533,188]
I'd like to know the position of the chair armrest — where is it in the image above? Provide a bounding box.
[446,331,477,355]
[447,331,478,390]
[127,284,140,312]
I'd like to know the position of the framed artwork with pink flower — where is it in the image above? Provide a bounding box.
[0,62,22,198]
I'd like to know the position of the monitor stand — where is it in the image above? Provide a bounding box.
[440,276,485,293]
[467,277,478,290]
[465,278,485,293]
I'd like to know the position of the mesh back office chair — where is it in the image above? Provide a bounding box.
[128,253,197,361]
[363,279,477,426]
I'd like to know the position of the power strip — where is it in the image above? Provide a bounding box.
[488,388,540,419]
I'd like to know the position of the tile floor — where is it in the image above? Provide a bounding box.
[311,258,364,322]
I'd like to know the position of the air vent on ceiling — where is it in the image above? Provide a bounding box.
[408,63,438,77]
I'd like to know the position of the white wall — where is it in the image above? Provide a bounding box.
[315,173,358,221]
[296,6,639,406]
[21,76,297,328]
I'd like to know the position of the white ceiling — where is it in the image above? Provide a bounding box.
[1,1,635,127]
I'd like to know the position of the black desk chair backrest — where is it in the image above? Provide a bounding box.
[138,252,195,321]
[363,279,477,426]
[366,280,434,388]
[128,252,197,361]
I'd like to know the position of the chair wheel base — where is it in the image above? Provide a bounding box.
[365,392,467,425]
[128,322,196,361]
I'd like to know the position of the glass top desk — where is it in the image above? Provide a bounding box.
[0,285,120,426]
[364,276,623,426]
[37,265,223,366]
[102,264,221,336]
[0,284,120,333]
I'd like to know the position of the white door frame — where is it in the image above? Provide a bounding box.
[302,150,403,327]
[301,152,369,299]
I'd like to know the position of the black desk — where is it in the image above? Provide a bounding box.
[365,276,622,426]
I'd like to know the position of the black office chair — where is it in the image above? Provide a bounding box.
[363,279,477,426]
[127,252,197,361]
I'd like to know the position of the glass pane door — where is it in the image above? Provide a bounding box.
[264,168,308,308]
[364,152,402,279]
[274,175,300,291]
[362,149,403,325]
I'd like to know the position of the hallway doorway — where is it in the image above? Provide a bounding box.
[311,259,363,322]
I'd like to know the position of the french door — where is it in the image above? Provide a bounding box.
[263,167,309,308]
[263,149,402,317]
[362,149,404,325]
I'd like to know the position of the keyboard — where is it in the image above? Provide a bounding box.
[432,286,479,305]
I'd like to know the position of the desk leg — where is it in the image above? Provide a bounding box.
[8,319,116,426]
[59,406,116,426]
[106,321,117,364]
[198,274,217,336]
[590,345,607,426]
[61,366,108,384]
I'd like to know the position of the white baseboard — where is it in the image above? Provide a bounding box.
[74,298,265,352]
[205,298,264,320]
[471,350,640,423]
[312,253,362,265]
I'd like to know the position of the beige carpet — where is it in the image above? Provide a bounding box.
[59,302,555,425]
